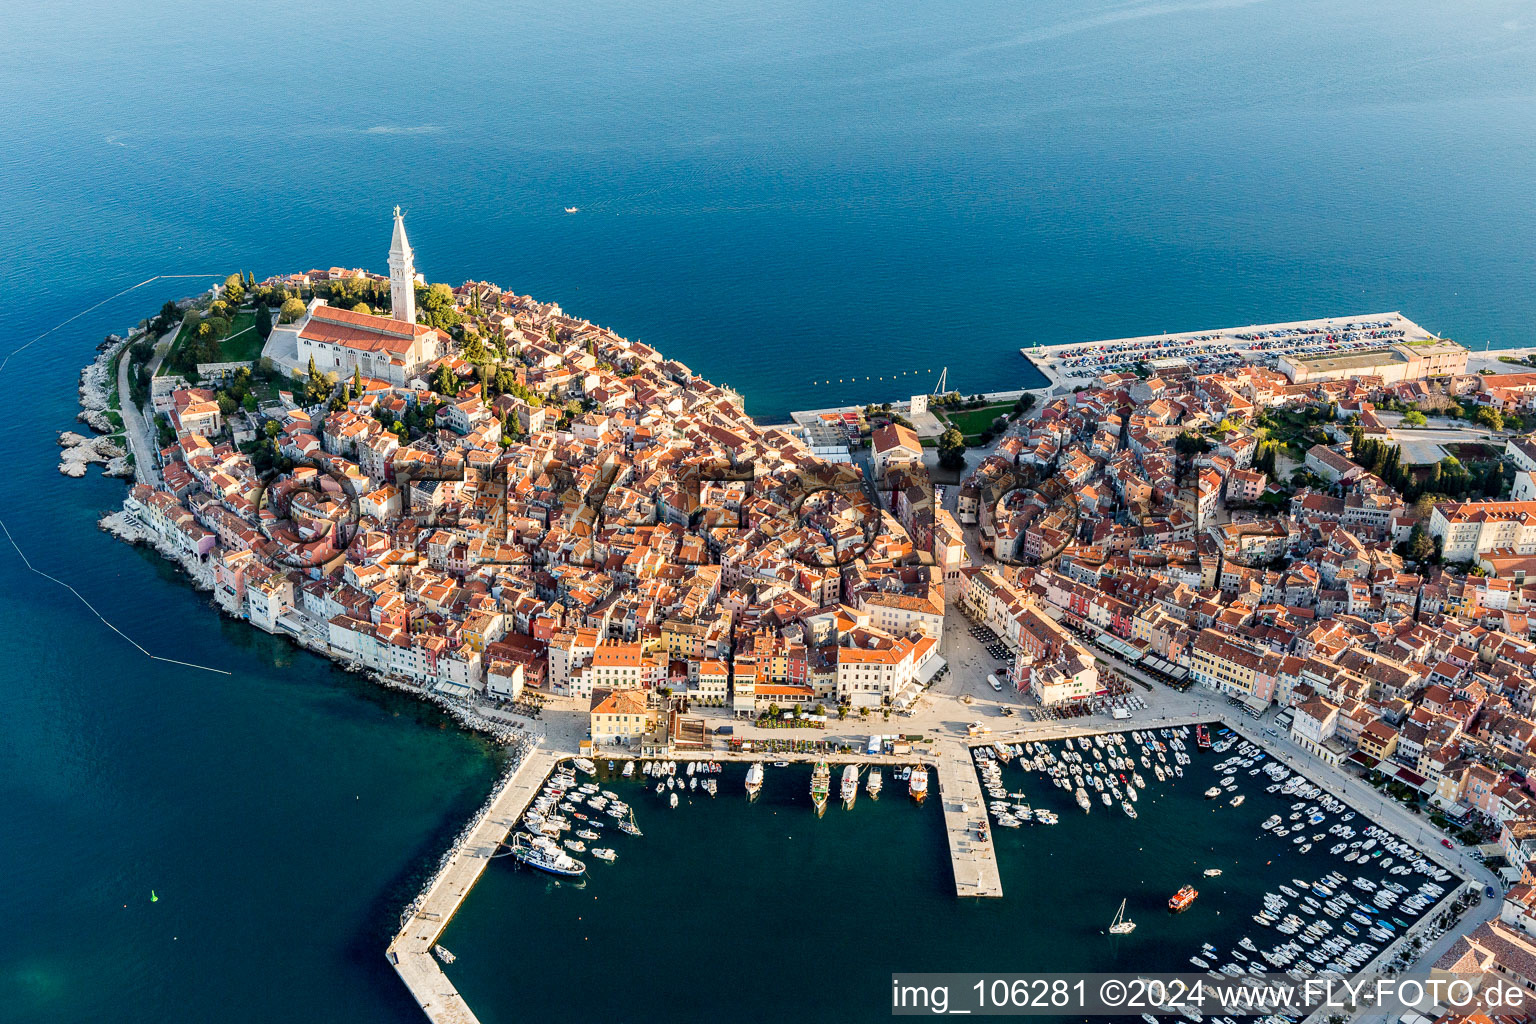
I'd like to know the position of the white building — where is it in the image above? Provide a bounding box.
[1429,500,1536,562]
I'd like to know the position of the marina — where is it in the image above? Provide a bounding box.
[1019,311,1438,390]
[421,718,1473,1023]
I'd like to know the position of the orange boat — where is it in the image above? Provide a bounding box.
[1168,885,1199,912]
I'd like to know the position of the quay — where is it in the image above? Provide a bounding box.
[783,385,1047,445]
[1019,311,1436,390]
[936,740,1003,898]
[386,742,566,1024]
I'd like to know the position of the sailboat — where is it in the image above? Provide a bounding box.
[1109,898,1136,935]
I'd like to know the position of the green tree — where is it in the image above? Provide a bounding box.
[1402,410,1427,427]
[434,362,459,397]
[416,283,463,331]
[242,393,258,413]
[460,333,489,364]
[937,426,967,471]
[222,273,245,306]
[1407,523,1436,563]
[279,297,307,323]
[352,365,364,395]
[1476,407,1504,431]
[352,302,373,316]
[255,302,272,339]
[217,394,236,417]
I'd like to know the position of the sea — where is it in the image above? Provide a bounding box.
[0,1,1529,1021]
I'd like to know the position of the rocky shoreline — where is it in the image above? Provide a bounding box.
[66,333,135,478]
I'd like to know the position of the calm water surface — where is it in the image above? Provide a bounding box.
[0,1,1526,1021]
[443,747,1448,1024]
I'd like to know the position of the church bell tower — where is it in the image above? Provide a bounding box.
[389,206,417,325]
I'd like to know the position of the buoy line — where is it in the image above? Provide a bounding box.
[0,272,232,675]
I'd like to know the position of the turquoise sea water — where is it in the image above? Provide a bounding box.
[0,1,1528,1021]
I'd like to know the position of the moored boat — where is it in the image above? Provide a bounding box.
[745,762,764,799]
[1109,897,1136,935]
[841,764,859,807]
[867,768,883,798]
[811,761,831,814]
[513,832,586,877]
[909,766,929,802]
[1169,885,1199,912]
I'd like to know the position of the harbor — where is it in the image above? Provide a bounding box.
[425,718,1480,1024]
[405,703,1491,1024]
[1019,311,1438,390]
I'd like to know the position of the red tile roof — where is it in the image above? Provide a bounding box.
[299,304,433,355]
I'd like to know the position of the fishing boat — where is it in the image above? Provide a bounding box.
[434,945,455,964]
[811,761,831,814]
[622,761,634,777]
[909,766,929,803]
[1231,795,1245,807]
[512,833,586,877]
[1109,898,1137,935]
[841,764,859,807]
[1076,787,1092,813]
[572,757,596,775]
[745,762,764,799]
[669,792,678,809]
[704,778,716,797]
[1196,724,1211,749]
[867,769,883,798]
[592,848,616,862]
[1205,787,1221,799]
[1169,886,1199,912]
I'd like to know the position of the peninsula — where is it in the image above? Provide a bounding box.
[80,210,1536,1021]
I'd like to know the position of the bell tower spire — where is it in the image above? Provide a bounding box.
[389,206,416,325]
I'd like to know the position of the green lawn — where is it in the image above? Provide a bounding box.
[939,402,1014,439]
[159,308,260,374]
[218,310,263,361]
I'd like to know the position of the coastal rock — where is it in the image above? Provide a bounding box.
[76,333,134,432]
[59,433,127,478]
[78,409,116,434]
[104,456,134,479]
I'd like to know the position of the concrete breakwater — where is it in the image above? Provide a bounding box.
[387,741,562,1024]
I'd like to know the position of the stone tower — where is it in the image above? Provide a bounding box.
[389,206,416,325]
